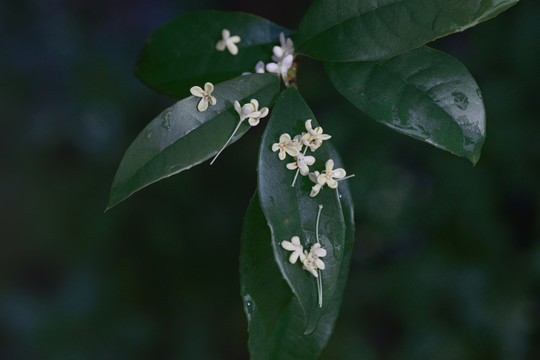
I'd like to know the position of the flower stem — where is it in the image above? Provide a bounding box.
[210,120,244,165]
[316,204,323,308]
[337,174,356,181]
[316,204,323,244]
[317,271,323,308]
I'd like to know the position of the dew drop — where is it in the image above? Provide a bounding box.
[476,88,483,98]
[145,130,153,140]
[339,193,343,199]
[161,111,172,131]
[243,294,254,320]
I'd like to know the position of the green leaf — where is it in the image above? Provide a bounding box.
[326,46,486,164]
[240,157,354,359]
[135,10,292,98]
[256,87,348,336]
[107,74,279,210]
[296,0,519,61]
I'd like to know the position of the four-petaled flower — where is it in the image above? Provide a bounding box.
[216,29,241,55]
[266,54,294,86]
[318,159,346,189]
[234,99,269,126]
[281,236,306,264]
[272,133,301,160]
[302,243,327,278]
[190,82,217,112]
[301,119,331,151]
[286,153,315,176]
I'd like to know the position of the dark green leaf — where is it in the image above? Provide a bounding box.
[107,74,279,210]
[296,0,519,61]
[326,46,486,164]
[257,87,347,335]
[135,10,292,98]
[240,156,354,359]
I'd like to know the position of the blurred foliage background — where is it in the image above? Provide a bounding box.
[1,0,539,359]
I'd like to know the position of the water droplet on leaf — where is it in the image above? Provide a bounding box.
[145,130,153,140]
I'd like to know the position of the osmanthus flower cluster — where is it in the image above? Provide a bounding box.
[281,236,327,277]
[272,119,349,193]
[281,204,327,307]
[242,33,296,86]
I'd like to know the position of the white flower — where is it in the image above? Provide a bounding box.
[301,119,331,151]
[266,54,294,86]
[309,171,323,197]
[286,153,315,176]
[272,133,300,160]
[255,61,265,73]
[301,243,327,278]
[281,236,306,264]
[233,99,269,126]
[190,82,217,112]
[210,98,267,165]
[317,159,346,189]
[266,32,295,86]
[216,29,241,55]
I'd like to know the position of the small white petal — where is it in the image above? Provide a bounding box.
[197,99,208,112]
[310,184,322,197]
[190,86,204,97]
[255,61,265,73]
[332,168,347,179]
[272,45,284,59]
[325,159,334,172]
[266,63,279,74]
[289,252,299,264]
[299,165,310,176]
[315,259,325,270]
[282,54,293,68]
[272,143,281,152]
[248,118,260,126]
[286,162,298,170]
[204,82,214,94]
[327,178,338,189]
[309,171,320,183]
[259,107,269,118]
[278,151,286,160]
[229,35,241,43]
[234,100,242,115]
[281,241,296,251]
[304,155,316,166]
[209,96,217,106]
[227,42,239,55]
[216,40,226,51]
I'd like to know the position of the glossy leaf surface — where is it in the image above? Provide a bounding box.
[296,0,519,61]
[135,10,292,98]
[326,47,486,164]
[257,87,347,335]
[107,74,279,210]
[241,162,354,358]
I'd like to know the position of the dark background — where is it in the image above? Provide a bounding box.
[1,1,539,359]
